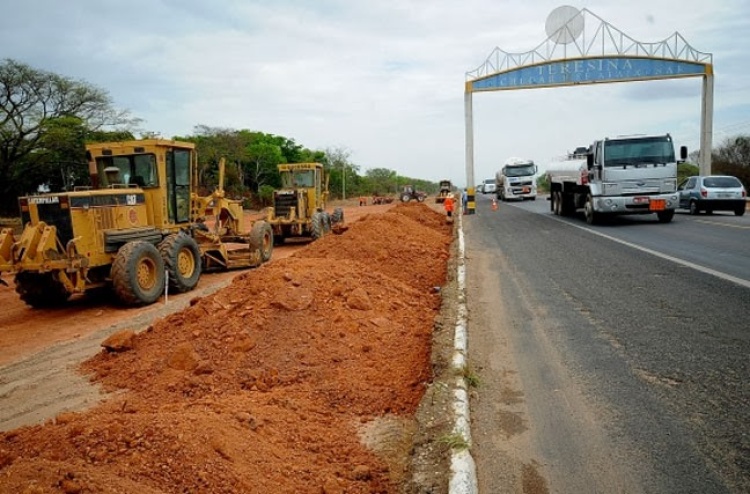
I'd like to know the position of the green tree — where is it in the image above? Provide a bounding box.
[31,116,88,192]
[677,162,699,183]
[0,59,138,214]
[324,146,362,199]
[712,135,750,188]
[243,132,284,192]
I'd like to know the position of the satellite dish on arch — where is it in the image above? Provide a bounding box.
[545,5,584,44]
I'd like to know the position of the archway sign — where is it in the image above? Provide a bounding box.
[463,6,713,214]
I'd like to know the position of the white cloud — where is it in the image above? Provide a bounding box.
[1,0,748,186]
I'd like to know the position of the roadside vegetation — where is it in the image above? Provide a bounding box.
[0,59,439,217]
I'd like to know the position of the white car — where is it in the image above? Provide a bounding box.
[482,180,496,194]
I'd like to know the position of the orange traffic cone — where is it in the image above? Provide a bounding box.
[492,198,498,211]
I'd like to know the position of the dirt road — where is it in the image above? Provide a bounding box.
[0,202,393,369]
[0,200,458,493]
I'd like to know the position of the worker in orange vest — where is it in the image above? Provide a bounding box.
[444,193,455,222]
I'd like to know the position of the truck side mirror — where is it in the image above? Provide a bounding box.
[680,146,688,161]
[586,153,594,170]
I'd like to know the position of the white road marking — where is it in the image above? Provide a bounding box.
[695,219,750,230]
[545,213,750,289]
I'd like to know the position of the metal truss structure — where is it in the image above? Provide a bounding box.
[466,8,712,82]
[462,7,715,205]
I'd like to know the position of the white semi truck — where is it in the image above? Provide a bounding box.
[495,157,538,201]
[547,134,686,225]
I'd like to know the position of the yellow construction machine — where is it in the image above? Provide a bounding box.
[0,139,273,307]
[265,162,344,244]
[435,180,452,204]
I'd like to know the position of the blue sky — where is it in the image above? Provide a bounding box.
[1,0,748,186]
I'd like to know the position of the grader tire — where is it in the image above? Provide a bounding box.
[249,221,274,262]
[311,212,324,240]
[112,241,165,305]
[14,272,70,308]
[159,233,202,293]
[331,207,344,224]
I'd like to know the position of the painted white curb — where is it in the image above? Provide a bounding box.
[449,212,478,494]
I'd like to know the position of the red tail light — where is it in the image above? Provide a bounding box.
[700,187,708,198]
[743,190,747,198]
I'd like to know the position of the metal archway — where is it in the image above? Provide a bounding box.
[464,7,713,214]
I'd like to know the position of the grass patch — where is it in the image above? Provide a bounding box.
[438,432,469,451]
[459,364,480,388]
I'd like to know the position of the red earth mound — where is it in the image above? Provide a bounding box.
[0,203,452,493]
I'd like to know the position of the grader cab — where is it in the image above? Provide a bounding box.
[266,162,343,244]
[0,139,273,307]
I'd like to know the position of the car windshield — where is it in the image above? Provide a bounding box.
[505,165,535,177]
[703,176,742,188]
[604,137,675,167]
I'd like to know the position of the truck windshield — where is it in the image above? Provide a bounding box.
[505,165,535,177]
[603,137,675,167]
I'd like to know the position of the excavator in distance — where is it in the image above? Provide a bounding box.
[0,139,273,307]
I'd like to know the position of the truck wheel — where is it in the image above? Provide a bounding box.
[657,210,675,223]
[735,207,746,217]
[112,241,165,305]
[400,193,411,203]
[159,233,202,293]
[417,195,425,203]
[249,221,274,262]
[584,195,600,225]
[561,194,575,216]
[14,272,70,308]
[552,192,561,215]
[689,200,700,215]
[331,207,344,224]
[311,212,324,240]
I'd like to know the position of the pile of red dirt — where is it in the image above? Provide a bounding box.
[0,202,452,493]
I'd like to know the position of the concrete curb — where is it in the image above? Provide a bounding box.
[449,213,478,494]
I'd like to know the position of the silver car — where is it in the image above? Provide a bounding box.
[677,175,747,216]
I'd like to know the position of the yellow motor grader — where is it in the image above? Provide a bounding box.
[265,162,344,244]
[0,139,273,307]
[435,180,452,204]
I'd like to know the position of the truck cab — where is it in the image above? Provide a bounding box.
[496,158,537,201]
[548,134,686,224]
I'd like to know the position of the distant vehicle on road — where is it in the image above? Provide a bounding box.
[496,157,537,201]
[482,178,496,195]
[677,175,747,216]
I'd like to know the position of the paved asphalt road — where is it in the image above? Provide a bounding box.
[465,194,750,493]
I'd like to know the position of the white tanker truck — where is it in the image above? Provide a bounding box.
[495,157,538,201]
[547,134,686,225]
